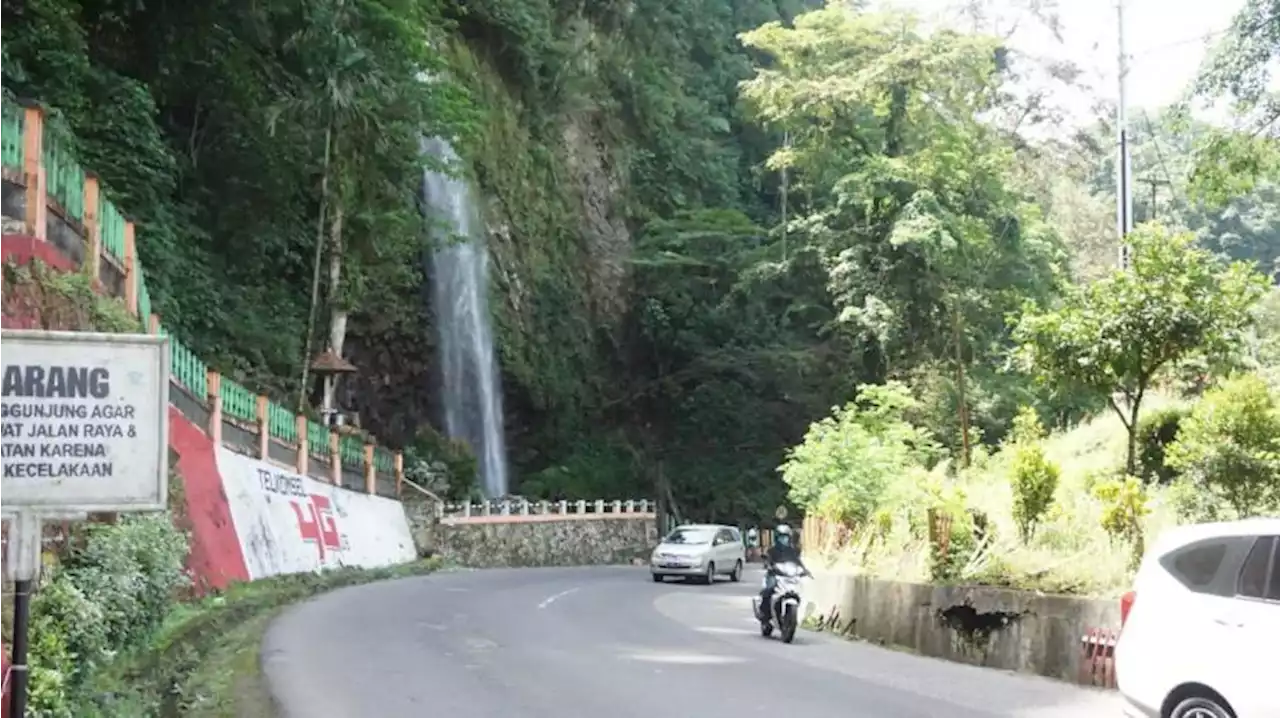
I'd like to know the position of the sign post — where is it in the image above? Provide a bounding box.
[1,330,169,718]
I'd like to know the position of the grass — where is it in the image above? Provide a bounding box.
[73,558,444,718]
[810,394,1189,598]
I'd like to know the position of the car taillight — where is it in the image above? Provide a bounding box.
[1120,590,1137,628]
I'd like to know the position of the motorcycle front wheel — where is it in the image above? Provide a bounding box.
[780,605,797,644]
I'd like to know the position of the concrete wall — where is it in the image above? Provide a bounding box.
[805,571,1121,683]
[403,497,660,568]
[217,448,417,579]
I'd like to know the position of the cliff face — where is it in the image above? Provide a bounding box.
[1,0,816,505]
[346,1,807,471]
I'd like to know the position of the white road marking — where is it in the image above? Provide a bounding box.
[538,587,581,609]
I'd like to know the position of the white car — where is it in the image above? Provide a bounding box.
[1116,517,1280,718]
[650,524,746,584]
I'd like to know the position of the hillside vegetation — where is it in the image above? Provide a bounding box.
[3,0,1278,530]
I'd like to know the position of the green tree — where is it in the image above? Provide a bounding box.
[779,381,940,525]
[1007,407,1059,542]
[1015,224,1270,474]
[1166,373,1280,517]
[738,5,1066,464]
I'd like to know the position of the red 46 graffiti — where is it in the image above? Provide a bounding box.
[289,493,346,559]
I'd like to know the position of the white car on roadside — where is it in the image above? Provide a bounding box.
[650,524,746,584]
[1115,517,1280,718]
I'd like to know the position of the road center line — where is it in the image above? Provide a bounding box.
[538,587,581,609]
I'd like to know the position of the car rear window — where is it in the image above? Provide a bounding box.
[1159,536,1255,597]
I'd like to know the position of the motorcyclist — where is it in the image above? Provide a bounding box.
[758,524,809,622]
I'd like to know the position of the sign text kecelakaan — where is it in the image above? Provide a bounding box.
[1,330,169,512]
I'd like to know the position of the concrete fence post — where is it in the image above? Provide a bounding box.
[624,500,635,513]
[394,452,404,498]
[205,371,223,445]
[612,500,622,513]
[255,395,269,459]
[328,431,340,486]
[123,222,138,315]
[83,174,101,280]
[539,500,550,515]
[363,442,376,494]
[576,500,587,514]
[22,105,45,240]
[594,499,604,514]
[557,500,568,514]
[294,415,309,476]
[520,500,530,516]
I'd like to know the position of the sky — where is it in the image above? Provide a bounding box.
[873,0,1248,128]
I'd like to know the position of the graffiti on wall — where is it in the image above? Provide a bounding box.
[218,448,415,579]
[257,466,349,559]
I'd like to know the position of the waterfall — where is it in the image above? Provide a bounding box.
[420,136,510,498]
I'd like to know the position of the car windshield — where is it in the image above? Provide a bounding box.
[663,528,716,545]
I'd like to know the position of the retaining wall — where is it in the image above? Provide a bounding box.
[804,571,1121,684]
[218,448,416,578]
[405,497,660,567]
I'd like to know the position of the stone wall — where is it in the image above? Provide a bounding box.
[804,571,1121,684]
[400,496,660,568]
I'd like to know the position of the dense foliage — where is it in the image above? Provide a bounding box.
[3,0,1277,529]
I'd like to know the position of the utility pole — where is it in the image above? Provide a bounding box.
[1138,175,1170,222]
[1116,0,1134,269]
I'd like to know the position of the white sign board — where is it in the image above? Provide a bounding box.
[1,330,169,512]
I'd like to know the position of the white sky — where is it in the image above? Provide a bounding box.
[874,0,1248,128]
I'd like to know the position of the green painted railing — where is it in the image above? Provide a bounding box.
[43,121,84,220]
[219,379,257,423]
[267,401,297,443]
[136,264,153,324]
[167,334,209,398]
[307,420,329,456]
[339,434,364,467]
[2,102,24,170]
[374,446,395,473]
[1,95,402,495]
[100,195,126,260]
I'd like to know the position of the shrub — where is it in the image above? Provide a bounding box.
[1008,408,1060,542]
[1092,474,1151,569]
[1166,373,1280,518]
[780,381,941,526]
[27,514,189,716]
[1135,405,1190,484]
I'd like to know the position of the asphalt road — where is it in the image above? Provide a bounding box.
[262,565,1124,718]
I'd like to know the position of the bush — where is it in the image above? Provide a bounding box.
[1135,405,1190,484]
[1166,374,1280,518]
[780,382,941,526]
[27,514,189,717]
[1092,474,1151,569]
[1008,407,1060,542]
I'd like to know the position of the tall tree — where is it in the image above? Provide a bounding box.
[1015,224,1270,474]
[738,4,1066,460]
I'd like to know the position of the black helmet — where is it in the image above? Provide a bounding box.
[774,524,793,547]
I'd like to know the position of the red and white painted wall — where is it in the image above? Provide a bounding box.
[172,409,415,589]
[217,447,415,579]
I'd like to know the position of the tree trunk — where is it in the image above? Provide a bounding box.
[297,119,334,414]
[1125,398,1143,476]
[322,201,348,416]
[952,304,972,468]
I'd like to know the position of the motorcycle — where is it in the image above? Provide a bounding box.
[752,560,808,643]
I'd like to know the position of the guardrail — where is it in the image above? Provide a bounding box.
[437,499,656,524]
[0,96,403,498]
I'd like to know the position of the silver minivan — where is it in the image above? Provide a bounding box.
[650,524,746,584]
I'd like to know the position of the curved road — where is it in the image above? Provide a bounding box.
[262,566,1122,718]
